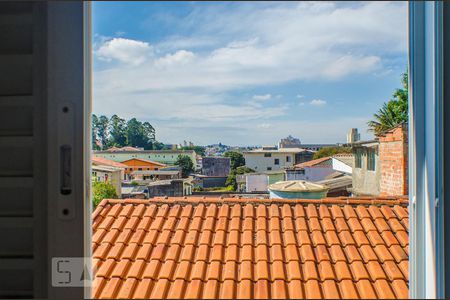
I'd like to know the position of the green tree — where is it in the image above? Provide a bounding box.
[126,118,146,148]
[94,115,110,150]
[368,72,408,135]
[92,114,100,150]
[313,147,352,159]
[226,166,255,191]
[175,155,194,178]
[224,151,245,170]
[109,114,127,147]
[92,181,118,207]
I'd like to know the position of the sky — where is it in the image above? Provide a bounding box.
[92,1,407,146]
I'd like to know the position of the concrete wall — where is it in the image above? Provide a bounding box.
[94,150,197,166]
[202,177,228,188]
[201,157,231,177]
[352,145,380,196]
[244,153,296,171]
[379,125,408,196]
[148,180,184,197]
[286,167,333,182]
[246,174,269,192]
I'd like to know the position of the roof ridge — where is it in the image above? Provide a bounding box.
[93,196,409,214]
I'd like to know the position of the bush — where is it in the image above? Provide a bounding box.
[92,181,118,207]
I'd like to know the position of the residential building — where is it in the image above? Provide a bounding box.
[130,169,181,181]
[286,156,335,182]
[299,143,340,151]
[92,197,409,299]
[93,149,197,166]
[332,153,354,174]
[92,155,127,180]
[105,146,143,152]
[147,179,192,197]
[201,156,231,177]
[243,147,311,171]
[346,128,361,144]
[121,185,149,199]
[120,158,166,180]
[91,165,122,197]
[278,135,301,148]
[352,124,408,197]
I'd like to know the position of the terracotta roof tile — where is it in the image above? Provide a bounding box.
[92,197,409,299]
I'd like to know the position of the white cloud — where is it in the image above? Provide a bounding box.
[252,94,272,101]
[310,99,327,106]
[156,50,195,67]
[96,38,152,66]
[296,94,304,99]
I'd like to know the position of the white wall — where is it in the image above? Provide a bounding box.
[246,174,269,192]
[332,158,353,174]
[286,167,334,182]
[244,153,295,171]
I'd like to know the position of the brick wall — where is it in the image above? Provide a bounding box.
[379,124,408,196]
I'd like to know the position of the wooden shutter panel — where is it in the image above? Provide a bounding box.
[0,2,88,299]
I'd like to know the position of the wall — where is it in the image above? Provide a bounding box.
[379,125,408,196]
[246,174,269,192]
[148,180,184,197]
[332,158,353,174]
[201,157,231,177]
[352,145,381,196]
[244,153,296,171]
[94,150,197,166]
[304,167,335,182]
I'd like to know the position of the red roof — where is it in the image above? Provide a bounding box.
[121,158,167,167]
[92,156,127,169]
[294,156,332,169]
[92,197,409,299]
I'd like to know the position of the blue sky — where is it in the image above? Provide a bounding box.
[92,1,407,146]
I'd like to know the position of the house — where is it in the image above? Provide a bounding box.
[120,158,167,180]
[92,155,127,180]
[332,153,354,174]
[91,165,123,197]
[147,179,192,197]
[192,174,228,189]
[243,146,313,172]
[130,169,181,181]
[92,197,409,299]
[352,123,408,197]
[286,156,335,182]
[93,149,197,166]
[201,156,231,177]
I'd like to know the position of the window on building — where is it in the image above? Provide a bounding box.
[264,153,272,157]
[267,167,272,171]
[286,156,291,162]
[274,158,279,165]
[367,148,376,171]
[138,168,142,171]
[355,149,362,168]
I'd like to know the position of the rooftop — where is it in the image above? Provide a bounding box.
[294,156,332,169]
[244,147,308,154]
[92,156,128,169]
[92,196,409,299]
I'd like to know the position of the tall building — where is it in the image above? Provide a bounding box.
[278,135,302,148]
[346,128,360,144]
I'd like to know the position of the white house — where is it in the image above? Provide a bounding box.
[285,156,335,182]
[243,146,312,172]
[332,153,354,174]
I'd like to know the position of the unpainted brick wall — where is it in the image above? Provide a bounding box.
[379,124,408,196]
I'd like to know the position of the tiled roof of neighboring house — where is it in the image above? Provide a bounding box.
[121,158,167,167]
[332,154,354,168]
[92,156,128,169]
[92,197,409,299]
[294,156,332,169]
[106,146,144,152]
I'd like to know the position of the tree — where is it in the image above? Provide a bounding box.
[226,166,255,191]
[94,115,110,150]
[175,155,194,178]
[126,118,146,148]
[313,147,352,159]
[142,122,156,149]
[368,72,408,135]
[92,181,118,207]
[109,115,127,147]
[224,151,245,170]
[92,114,100,150]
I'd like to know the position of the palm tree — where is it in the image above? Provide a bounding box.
[368,72,408,136]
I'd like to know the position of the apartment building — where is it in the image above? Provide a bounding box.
[243,146,313,171]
